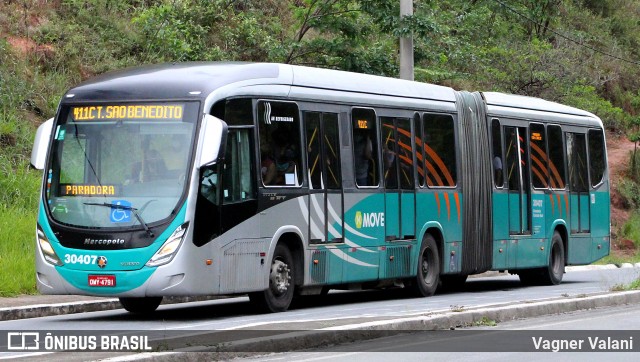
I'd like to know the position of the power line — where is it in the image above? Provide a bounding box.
[491,0,640,66]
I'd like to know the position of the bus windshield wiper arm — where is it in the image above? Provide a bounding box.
[83,202,154,238]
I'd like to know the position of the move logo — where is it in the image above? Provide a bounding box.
[354,211,385,228]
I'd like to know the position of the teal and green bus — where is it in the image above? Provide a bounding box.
[31,63,609,313]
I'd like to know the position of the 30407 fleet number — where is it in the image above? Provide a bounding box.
[64,254,97,265]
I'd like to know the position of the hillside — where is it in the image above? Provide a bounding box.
[1,0,640,295]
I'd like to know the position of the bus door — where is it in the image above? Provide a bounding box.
[305,112,343,243]
[505,126,531,235]
[219,128,258,233]
[381,117,415,241]
[566,132,590,234]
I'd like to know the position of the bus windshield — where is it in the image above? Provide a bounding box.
[45,102,199,229]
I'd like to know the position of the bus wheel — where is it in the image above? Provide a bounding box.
[407,234,440,297]
[119,296,162,314]
[249,244,294,313]
[541,231,565,285]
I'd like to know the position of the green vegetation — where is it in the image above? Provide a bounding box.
[3,0,640,295]
[472,316,497,327]
[610,278,640,292]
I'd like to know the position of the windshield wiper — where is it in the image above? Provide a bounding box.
[83,202,154,238]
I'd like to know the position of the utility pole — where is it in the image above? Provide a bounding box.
[399,0,414,80]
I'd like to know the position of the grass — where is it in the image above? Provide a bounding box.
[597,211,640,265]
[473,317,497,327]
[0,207,37,296]
[610,278,640,292]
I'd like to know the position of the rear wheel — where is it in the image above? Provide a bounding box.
[540,231,565,285]
[249,244,295,313]
[407,234,440,297]
[119,296,162,314]
[518,231,565,286]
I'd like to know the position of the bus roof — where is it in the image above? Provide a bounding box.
[482,92,596,118]
[62,62,601,127]
[63,62,456,104]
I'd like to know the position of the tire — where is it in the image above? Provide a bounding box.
[119,296,163,314]
[249,244,295,313]
[407,234,440,297]
[518,231,565,286]
[540,231,565,285]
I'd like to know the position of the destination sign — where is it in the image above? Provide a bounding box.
[356,119,369,129]
[61,184,117,197]
[71,104,184,122]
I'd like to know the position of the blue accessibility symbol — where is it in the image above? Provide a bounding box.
[110,200,132,223]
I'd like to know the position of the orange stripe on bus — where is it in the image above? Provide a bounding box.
[454,192,460,224]
[435,193,441,218]
[557,194,562,215]
[549,161,565,189]
[549,194,555,215]
[444,193,451,221]
[531,165,548,188]
[425,145,455,187]
[425,161,445,186]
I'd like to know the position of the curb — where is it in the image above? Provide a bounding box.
[0,299,120,322]
[0,296,220,322]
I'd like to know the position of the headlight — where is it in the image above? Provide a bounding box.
[37,224,63,266]
[146,222,189,267]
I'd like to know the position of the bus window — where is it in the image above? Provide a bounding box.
[352,108,379,187]
[547,125,566,189]
[530,123,548,189]
[491,119,504,188]
[59,135,87,184]
[222,129,255,202]
[305,112,322,189]
[415,113,425,187]
[381,118,398,189]
[222,98,253,126]
[423,113,456,188]
[258,101,302,186]
[566,133,588,192]
[397,118,414,190]
[323,113,341,189]
[588,129,606,187]
[505,127,520,191]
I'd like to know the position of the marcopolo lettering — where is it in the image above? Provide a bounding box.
[84,238,125,246]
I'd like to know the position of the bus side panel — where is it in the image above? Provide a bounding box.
[492,192,510,269]
[567,234,592,264]
[340,192,384,283]
[415,190,462,274]
[590,188,610,262]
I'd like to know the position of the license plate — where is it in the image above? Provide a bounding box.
[88,275,116,287]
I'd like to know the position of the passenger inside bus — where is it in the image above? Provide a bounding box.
[128,146,167,183]
[272,130,298,185]
[493,155,503,186]
[261,147,277,185]
[354,130,372,186]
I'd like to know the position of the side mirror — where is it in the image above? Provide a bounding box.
[198,114,227,168]
[30,118,54,170]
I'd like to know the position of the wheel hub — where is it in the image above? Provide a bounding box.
[270,259,291,295]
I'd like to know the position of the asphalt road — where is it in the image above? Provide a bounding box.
[250,303,640,362]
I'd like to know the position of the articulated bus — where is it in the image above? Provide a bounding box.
[31,63,610,313]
